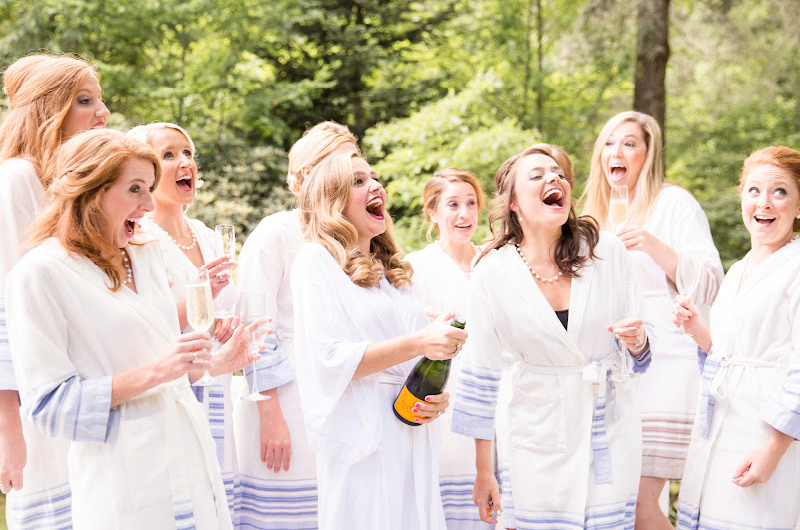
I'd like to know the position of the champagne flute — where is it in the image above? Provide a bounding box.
[214,224,236,319]
[670,272,700,335]
[238,292,273,402]
[185,268,217,386]
[609,184,628,232]
[611,285,639,384]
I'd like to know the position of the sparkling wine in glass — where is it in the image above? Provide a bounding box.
[186,268,217,386]
[238,292,272,402]
[214,224,236,319]
[609,184,628,231]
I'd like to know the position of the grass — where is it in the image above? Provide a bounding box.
[1,492,7,530]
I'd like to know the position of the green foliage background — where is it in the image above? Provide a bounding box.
[2,0,799,271]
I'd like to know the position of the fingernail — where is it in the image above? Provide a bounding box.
[425,396,431,401]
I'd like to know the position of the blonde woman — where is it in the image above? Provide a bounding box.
[292,153,465,529]
[7,129,257,528]
[581,111,723,528]
[234,121,359,528]
[404,168,497,529]
[453,144,652,529]
[0,53,108,528]
[128,122,240,520]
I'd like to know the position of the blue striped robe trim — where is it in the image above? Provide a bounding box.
[5,481,72,529]
[0,298,17,390]
[677,500,795,530]
[439,474,487,530]
[512,497,636,530]
[497,461,516,528]
[762,364,800,440]
[25,374,113,443]
[697,356,724,438]
[244,335,295,393]
[450,362,502,440]
[237,475,318,529]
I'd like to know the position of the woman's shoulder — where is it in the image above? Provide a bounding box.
[593,231,627,258]
[404,242,438,265]
[12,238,66,277]
[656,183,702,209]
[0,158,40,191]
[472,244,515,277]
[186,217,213,237]
[249,209,302,244]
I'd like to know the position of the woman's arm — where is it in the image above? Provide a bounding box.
[473,438,501,524]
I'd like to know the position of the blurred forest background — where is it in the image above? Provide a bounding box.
[2,0,800,270]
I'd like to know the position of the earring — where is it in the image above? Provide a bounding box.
[796,213,800,219]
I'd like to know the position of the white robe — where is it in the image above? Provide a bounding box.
[405,242,495,530]
[233,209,318,529]
[292,242,446,530]
[631,184,723,479]
[677,239,800,530]
[7,238,232,530]
[0,158,72,529]
[452,235,651,530]
[139,216,240,520]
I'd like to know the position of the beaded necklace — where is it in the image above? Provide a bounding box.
[121,249,132,285]
[515,244,562,284]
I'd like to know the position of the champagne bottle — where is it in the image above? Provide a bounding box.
[393,316,466,426]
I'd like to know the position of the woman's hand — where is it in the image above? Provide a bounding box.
[416,311,468,360]
[0,393,25,494]
[616,225,659,254]
[213,316,236,343]
[257,394,292,473]
[473,470,502,524]
[732,429,794,487]
[209,318,267,376]
[411,391,450,424]
[672,295,703,334]
[200,256,236,299]
[608,317,647,355]
[154,330,213,385]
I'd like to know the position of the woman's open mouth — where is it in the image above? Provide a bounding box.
[177,175,193,192]
[366,196,384,219]
[542,188,564,208]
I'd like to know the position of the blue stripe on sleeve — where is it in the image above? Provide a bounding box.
[0,299,19,391]
[450,362,501,440]
[763,365,800,440]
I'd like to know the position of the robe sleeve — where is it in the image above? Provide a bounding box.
[237,217,295,391]
[6,259,114,443]
[0,160,43,391]
[291,244,379,463]
[450,266,503,440]
[762,276,800,440]
[664,187,724,306]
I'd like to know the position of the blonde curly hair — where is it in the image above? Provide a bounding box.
[298,153,412,289]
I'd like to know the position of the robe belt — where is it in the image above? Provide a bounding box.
[698,356,786,438]
[132,377,229,527]
[516,357,622,484]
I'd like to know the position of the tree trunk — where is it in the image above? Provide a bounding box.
[633,0,670,145]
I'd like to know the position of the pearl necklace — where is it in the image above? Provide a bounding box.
[742,234,800,281]
[515,244,562,283]
[121,249,132,285]
[155,219,197,251]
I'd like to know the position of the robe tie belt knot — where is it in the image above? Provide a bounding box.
[698,356,785,438]
[132,377,229,527]
[516,356,622,484]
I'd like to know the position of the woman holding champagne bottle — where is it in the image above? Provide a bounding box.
[234,121,359,529]
[581,111,723,529]
[291,153,466,529]
[452,143,652,528]
[127,122,242,521]
[0,52,109,528]
[6,129,257,528]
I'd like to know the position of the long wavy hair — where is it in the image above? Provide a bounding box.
[581,110,665,229]
[299,153,412,289]
[740,146,800,232]
[30,129,161,291]
[0,53,100,182]
[287,121,360,196]
[422,167,486,242]
[478,143,599,275]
